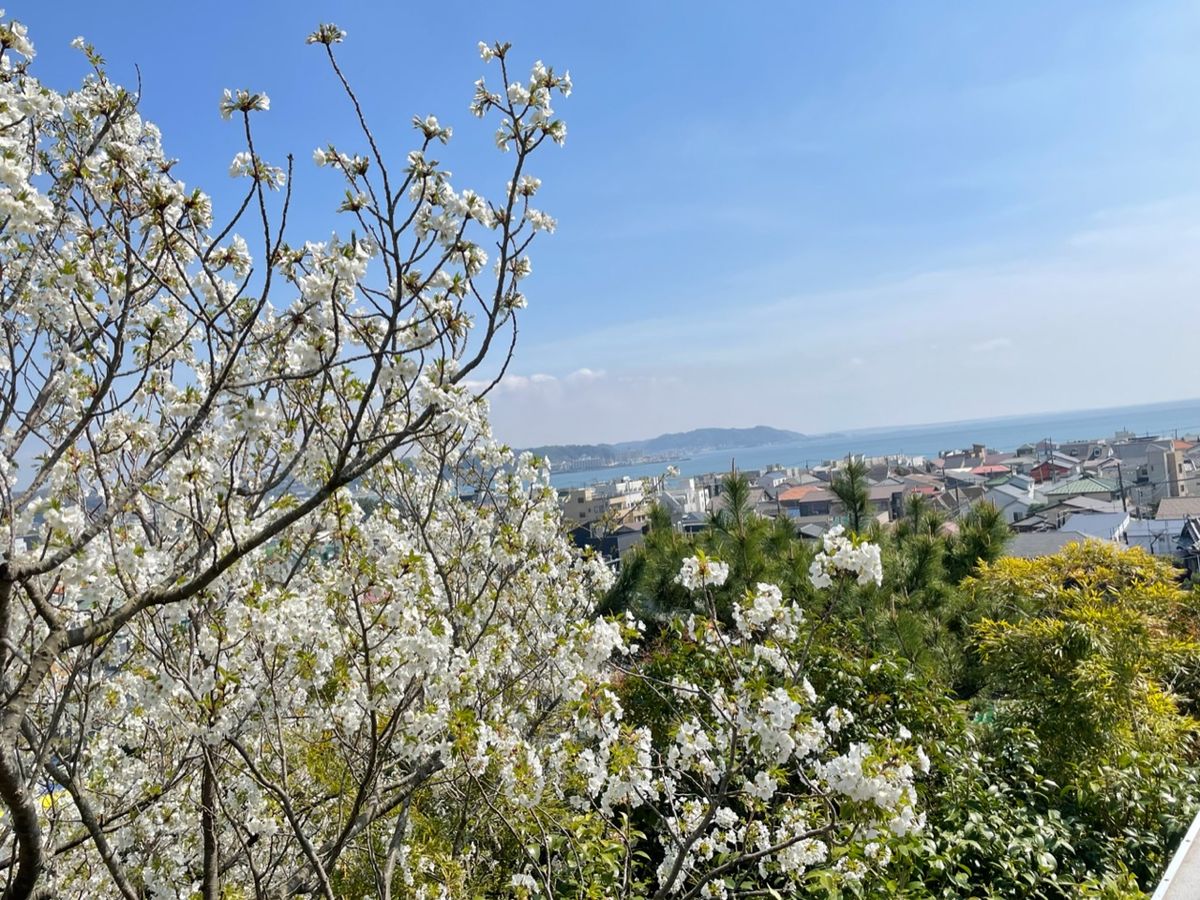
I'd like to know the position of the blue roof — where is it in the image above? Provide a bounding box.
[1061,512,1129,540]
[1126,518,1188,537]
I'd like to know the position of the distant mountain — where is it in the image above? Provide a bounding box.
[524,426,805,472]
[618,426,803,455]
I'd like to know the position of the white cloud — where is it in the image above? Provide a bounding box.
[565,367,606,384]
[470,371,564,395]
[969,337,1012,353]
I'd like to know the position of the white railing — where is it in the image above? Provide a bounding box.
[1153,806,1200,899]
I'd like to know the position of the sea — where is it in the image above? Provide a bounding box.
[547,397,1200,489]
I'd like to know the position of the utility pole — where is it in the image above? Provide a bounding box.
[1117,463,1128,513]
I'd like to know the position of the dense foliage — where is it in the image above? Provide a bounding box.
[608,479,1200,897]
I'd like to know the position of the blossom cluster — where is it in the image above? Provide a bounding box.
[561,557,927,896]
[809,524,884,588]
[675,554,731,591]
[733,581,804,641]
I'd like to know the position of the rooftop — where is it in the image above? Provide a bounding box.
[987,482,1033,500]
[1156,497,1200,520]
[1004,533,1111,559]
[1061,495,1125,514]
[1044,476,1119,497]
[1126,518,1189,538]
[971,464,1012,476]
[1060,512,1130,541]
[777,485,835,503]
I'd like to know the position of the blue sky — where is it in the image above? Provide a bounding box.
[18,2,1200,444]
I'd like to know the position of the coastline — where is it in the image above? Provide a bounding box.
[547,396,1200,489]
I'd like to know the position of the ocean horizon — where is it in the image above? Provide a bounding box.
[547,396,1200,489]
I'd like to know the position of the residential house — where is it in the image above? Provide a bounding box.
[983,478,1046,524]
[1059,495,1125,515]
[866,479,906,522]
[944,467,986,490]
[971,464,1013,481]
[1183,452,1200,498]
[758,470,790,497]
[1059,439,1109,462]
[1004,532,1114,559]
[1157,497,1200,520]
[931,483,985,519]
[1112,436,1163,465]
[1004,454,1042,476]
[1011,512,1053,532]
[1030,453,1081,484]
[939,445,987,470]
[1042,476,1121,504]
[658,477,711,524]
[559,479,651,530]
[898,472,944,494]
[1147,441,1189,503]
[1028,495,1126,530]
[1125,518,1192,559]
[866,462,892,481]
[1082,455,1122,476]
[568,522,647,562]
[559,486,607,526]
[778,485,836,522]
[1060,512,1131,542]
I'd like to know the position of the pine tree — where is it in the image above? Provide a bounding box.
[831,456,871,533]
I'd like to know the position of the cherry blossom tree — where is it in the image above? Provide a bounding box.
[0,16,572,897]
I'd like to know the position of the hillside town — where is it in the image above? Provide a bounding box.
[561,429,1200,577]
